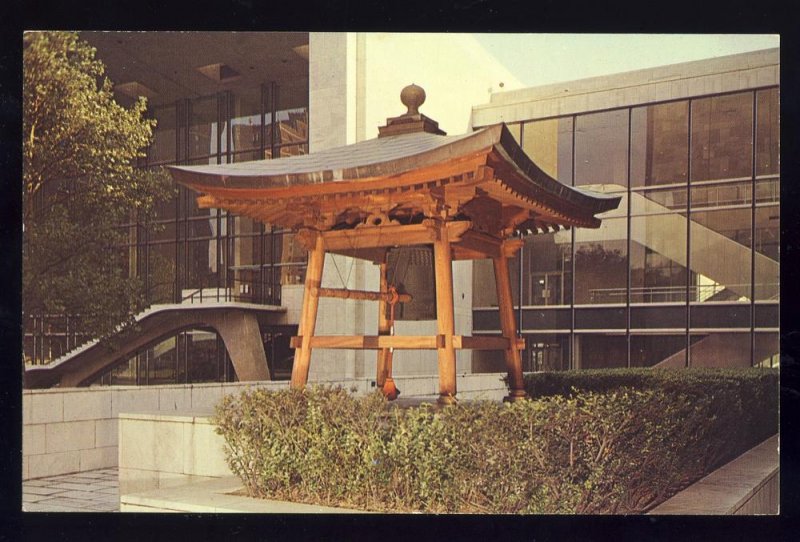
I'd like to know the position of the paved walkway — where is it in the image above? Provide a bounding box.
[23,468,119,512]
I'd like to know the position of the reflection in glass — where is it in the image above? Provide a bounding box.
[689,332,752,367]
[756,88,779,176]
[149,105,177,165]
[524,333,570,372]
[189,95,219,160]
[277,108,309,147]
[575,109,628,189]
[231,94,264,154]
[472,259,497,307]
[689,208,752,302]
[630,214,688,303]
[109,357,137,385]
[755,178,780,204]
[690,181,752,209]
[276,233,308,286]
[630,305,686,329]
[630,335,686,367]
[754,206,780,300]
[147,336,177,385]
[574,218,627,304]
[187,239,219,294]
[187,330,224,382]
[631,101,689,186]
[521,231,572,306]
[754,332,780,367]
[148,242,176,304]
[690,92,753,181]
[630,187,687,214]
[574,334,627,369]
[522,117,574,183]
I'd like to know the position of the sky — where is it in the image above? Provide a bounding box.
[472,34,780,88]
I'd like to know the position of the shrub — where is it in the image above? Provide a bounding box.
[524,368,780,476]
[214,369,778,514]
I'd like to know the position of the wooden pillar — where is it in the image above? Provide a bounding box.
[433,221,458,405]
[493,248,528,402]
[290,232,326,389]
[376,260,391,388]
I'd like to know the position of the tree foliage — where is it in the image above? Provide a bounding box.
[22,31,172,351]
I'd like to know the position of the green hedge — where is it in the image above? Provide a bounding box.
[214,369,778,514]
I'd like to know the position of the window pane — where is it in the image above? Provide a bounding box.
[187,239,219,293]
[754,206,779,300]
[149,105,178,165]
[574,307,626,330]
[187,330,222,382]
[630,186,687,215]
[630,335,687,367]
[574,334,627,369]
[575,110,628,190]
[690,304,750,329]
[630,214,688,303]
[689,332,752,367]
[277,143,309,158]
[110,357,137,385]
[520,231,572,306]
[524,333,570,372]
[472,259,496,308]
[756,88,779,176]
[277,108,309,147]
[522,117,573,184]
[148,242,176,304]
[231,93,264,154]
[689,208,752,302]
[630,306,686,329]
[631,101,689,187]
[690,92,753,181]
[574,218,627,304]
[690,181,752,209]
[522,308,572,331]
[754,332,780,367]
[755,177,779,205]
[147,336,177,385]
[189,95,219,160]
[276,233,307,286]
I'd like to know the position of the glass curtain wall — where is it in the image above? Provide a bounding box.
[472,86,779,371]
[89,81,309,385]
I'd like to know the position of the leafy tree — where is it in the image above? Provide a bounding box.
[22,31,172,359]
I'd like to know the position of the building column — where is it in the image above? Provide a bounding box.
[433,221,458,405]
[290,232,326,389]
[493,248,528,402]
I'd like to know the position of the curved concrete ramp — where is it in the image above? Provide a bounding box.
[25,303,286,388]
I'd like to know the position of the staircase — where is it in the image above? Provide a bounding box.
[24,302,286,388]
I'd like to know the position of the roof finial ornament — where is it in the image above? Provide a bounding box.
[378,83,445,138]
[400,83,426,116]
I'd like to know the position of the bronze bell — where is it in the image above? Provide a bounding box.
[385,246,437,321]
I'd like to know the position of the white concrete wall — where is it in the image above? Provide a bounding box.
[117,372,508,495]
[24,373,508,480]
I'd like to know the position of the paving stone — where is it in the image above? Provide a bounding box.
[24,503,84,512]
[22,467,120,513]
[49,482,96,491]
[22,486,65,496]
[57,490,104,501]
